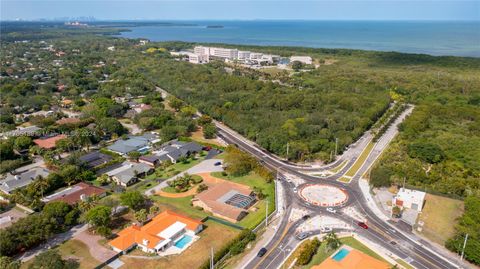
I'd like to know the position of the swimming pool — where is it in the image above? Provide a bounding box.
[332,248,350,261]
[174,235,193,249]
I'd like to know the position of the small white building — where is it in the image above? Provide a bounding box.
[186,53,209,64]
[107,46,115,51]
[290,56,313,65]
[393,188,426,212]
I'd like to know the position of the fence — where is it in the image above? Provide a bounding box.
[94,252,122,269]
[202,216,244,230]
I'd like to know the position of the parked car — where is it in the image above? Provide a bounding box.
[320,227,333,233]
[358,222,369,229]
[296,232,309,240]
[214,161,222,166]
[257,247,267,257]
[203,146,212,151]
[302,214,311,220]
[293,187,297,193]
[326,207,336,213]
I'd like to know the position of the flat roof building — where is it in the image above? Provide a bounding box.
[393,188,426,212]
[290,56,313,65]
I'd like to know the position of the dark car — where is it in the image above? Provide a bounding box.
[296,232,309,240]
[358,222,369,229]
[214,161,222,166]
[302,215,311,220]
[257,247,267,257]
[203,146,212,151]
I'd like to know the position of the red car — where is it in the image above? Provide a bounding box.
[358,222,369,229]
[203,146,212,151]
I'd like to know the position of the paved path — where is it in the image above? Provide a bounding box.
[144,159,223,195]
[75,230,117,263]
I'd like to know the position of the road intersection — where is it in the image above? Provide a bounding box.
[215,105,467,269]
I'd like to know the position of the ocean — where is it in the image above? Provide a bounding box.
[119,20,480,57]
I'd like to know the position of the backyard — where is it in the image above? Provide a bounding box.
[20,240,100,269]
[416,194,464,245]
[119,220,241,269]
[211,171,276,229]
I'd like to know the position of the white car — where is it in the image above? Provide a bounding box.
[326,207,336,213]
[293,187,297,193]
[320,227,333,233]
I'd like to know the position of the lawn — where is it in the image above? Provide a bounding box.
[119,220,241,269]
[21,240,100,269]
[151,194,208,220]
[339,237,388,263]
[131,156,205,192]
[211,171,276,229]
[416,194,464,245]
[190,128,225,147]
[345,142,374,177]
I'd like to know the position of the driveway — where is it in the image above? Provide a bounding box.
[144,159,224,195]
[75,230,117,263]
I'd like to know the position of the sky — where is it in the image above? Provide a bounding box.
[1,0,479,21]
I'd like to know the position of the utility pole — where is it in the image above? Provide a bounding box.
[210,247,215,269]
[265,200,269,227]
[460,234,469,261]
[335,137,338,157]
[286,142,289,159]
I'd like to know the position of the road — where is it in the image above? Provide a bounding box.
[216,105,465,269]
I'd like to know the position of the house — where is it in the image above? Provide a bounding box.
[192,181,255,223]
[79,151,113,169]
[150,141,203,164]
[107,134,158,155]
[42,182,106,205]
[0,167,50,194]
[392,188,426,212]
[106,161,153,187]
[33,134,67,149]
[60,99,73,108]
[290,56,313,65]
[1,125,41,139]
[139,155,163,167]
[56,117,81,125]
[312,248,389,269]
[109,210,203,254]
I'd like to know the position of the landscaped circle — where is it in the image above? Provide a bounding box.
[299,184,348,207]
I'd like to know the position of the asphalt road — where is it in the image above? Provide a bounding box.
[216,105,462,269]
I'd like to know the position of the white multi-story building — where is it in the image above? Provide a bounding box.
[194,46,238,60]
[210,47,238,59]
[249,52,263,60]
[290,56,313,65]
[237,50,251,60]
[194,46,210,56]
[262,54,281,64]
[186,53,209,64]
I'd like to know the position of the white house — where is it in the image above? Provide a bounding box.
[393,188,426,212]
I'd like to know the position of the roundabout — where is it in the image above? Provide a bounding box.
[298,184,349,207]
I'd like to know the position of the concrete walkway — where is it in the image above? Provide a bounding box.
[144,159,223,195]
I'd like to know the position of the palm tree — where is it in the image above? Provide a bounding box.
[35,175,49,199]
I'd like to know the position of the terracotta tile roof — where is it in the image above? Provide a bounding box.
[109,210,202,252]
[45,182,106,205]
[312,248,390,269]
[56,118,81,125]
[33,134,67,149]
[195,181,253,220]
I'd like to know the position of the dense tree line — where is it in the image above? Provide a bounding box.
[0,201,79,257]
